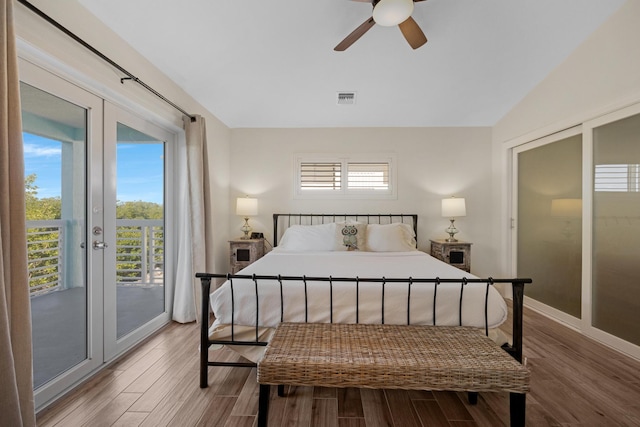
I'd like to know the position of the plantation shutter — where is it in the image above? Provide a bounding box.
[347,162,390,190]
[299,162,342,190]
[295,155,395,199]
[594,164,640,192]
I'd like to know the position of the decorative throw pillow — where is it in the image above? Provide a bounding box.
[335,222,367,251]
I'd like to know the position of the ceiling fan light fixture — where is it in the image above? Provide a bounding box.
[373,0,414,27]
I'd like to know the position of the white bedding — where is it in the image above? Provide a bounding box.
[208,251,508,352]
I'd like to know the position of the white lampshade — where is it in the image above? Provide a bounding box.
[236,197,258,217]
[551,198,582,218]
[373,0,414,27]
[442,197,466,218]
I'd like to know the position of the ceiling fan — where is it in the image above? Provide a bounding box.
[334,0,428,51]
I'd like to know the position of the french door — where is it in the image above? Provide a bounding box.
[20,59,174,409]
[103,102,173,360]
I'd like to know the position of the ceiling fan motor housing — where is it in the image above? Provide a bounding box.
[373,0,415,27]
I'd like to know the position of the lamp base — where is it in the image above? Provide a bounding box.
[240,217,252,240]
[445,219,459,242]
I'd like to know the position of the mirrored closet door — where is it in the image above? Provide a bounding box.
[513,103,640,360]
[513,128,583,327]
[585,106,640,353]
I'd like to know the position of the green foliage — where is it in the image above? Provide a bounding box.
[116,200,163,220]
[26,175,164,291]
[25,174,62,221]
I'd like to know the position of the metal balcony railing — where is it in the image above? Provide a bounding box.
[27,220,65,295]
[27,219,164,296]
[115,219,164,286]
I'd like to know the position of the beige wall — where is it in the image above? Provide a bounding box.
[229,127,499,276]
[491,0,640,274]
[14,0,232,273]
[493,0,640,143]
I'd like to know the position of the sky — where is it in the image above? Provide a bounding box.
[23,132,164,205]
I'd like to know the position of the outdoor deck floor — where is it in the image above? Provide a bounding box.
[31,285,164,388]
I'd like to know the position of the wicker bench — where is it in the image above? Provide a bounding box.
[257,322,530,426]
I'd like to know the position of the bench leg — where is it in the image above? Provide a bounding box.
[277,384,285,397]
[509,392,526,427]
[258,384,270,427]
[199,345,208,388]
[467,392,478,404]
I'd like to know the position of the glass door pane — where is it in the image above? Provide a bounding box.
[115,124,165,339]
[516,133,583,318]
[592,113,640,346]
[21,82,88,389]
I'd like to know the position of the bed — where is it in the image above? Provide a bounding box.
[197,214,530,389]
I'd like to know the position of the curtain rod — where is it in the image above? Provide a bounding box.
[17,0,196,122]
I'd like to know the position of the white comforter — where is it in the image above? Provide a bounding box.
[209,251,508,336]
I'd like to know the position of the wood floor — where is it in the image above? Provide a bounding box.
[36,307,640,427]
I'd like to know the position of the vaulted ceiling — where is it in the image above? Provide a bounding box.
[77,0,626,128]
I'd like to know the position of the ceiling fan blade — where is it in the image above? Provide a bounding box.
[398,16,427,49]
[334,17,376,51]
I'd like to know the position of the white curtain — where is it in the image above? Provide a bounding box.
[173,115,210,323]
[0,0,36,425]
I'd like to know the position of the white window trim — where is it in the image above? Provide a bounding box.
[294,153,397,200]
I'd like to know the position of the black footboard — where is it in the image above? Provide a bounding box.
[196,273,531,388]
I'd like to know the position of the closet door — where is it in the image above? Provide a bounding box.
[513,105,640,360]
[512,128,583,327]
[585,105,640,354]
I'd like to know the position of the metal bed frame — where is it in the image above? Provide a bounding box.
[272,213,418,247]
[197,214,531,390]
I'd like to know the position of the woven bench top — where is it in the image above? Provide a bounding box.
[257,322,529,393]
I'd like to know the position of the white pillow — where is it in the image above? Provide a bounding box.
[277,223,337,251]
[334,222,367,251]
[366,223,417,252]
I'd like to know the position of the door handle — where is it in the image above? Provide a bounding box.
[93,240,108,250]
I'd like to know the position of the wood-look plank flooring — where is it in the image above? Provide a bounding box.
[37,307,640,426]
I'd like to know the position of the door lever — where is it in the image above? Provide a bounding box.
[93,240,108,250]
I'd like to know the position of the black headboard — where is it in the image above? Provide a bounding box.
[272,214,418,247]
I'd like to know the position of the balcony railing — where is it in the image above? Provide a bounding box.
[115,219,164,286]
[27,219,164,296]
[27,220,64,295]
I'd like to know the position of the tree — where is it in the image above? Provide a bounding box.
[116,200,163,220]
[25,174,62,292]
[25,173,61,221]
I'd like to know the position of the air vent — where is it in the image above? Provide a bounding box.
[337,92,356,105]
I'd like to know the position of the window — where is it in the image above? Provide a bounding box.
[595,164,640,192]
[295,154,396,199]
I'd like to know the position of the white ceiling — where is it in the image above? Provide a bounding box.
[77,0,626,129]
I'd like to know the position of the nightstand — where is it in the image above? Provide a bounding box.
[229,239,265,274]
[429,239,472,272]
